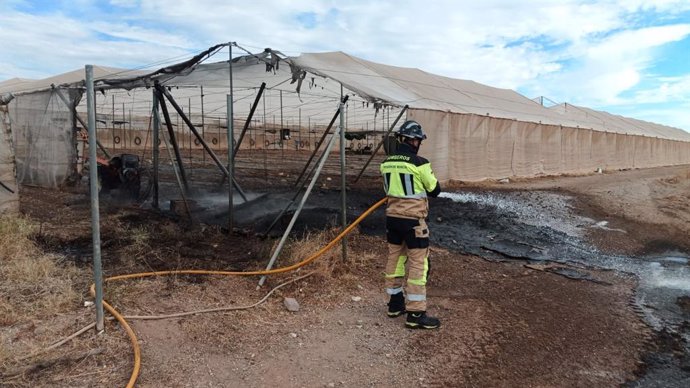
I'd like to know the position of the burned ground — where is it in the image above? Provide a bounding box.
[2,164,689,387]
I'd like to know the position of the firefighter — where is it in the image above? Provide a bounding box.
[380,120,441,329]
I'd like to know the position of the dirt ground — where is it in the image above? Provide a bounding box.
[475,165,690,255]
[2,163,690,387]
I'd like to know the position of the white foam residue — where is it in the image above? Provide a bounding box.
[642,264,690,291]
[439,191,591,238]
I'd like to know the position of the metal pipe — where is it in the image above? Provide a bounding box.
[263,92,267,182]
[294,95,349,186]
[188,97,192,167]
[258,111,343,287]
[155,87,189,193]
[339,100,347,261]
[152,91,160,208]
[353,104,408,183]
[71,107,81,174]
[157,85,247,202]
[111,95,115,150]
[227,44,235,231]
[160,115,193,221]
[227,95,234,231]
[51,85,110,159]
[279,90,285,159]
[128,108,131,147]
[233,82,266,158]
[200,85,205,164]
[85,65,104,332]
[298,108,302,148]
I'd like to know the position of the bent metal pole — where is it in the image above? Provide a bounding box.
[257,112,343,287]
[85,65,104,332]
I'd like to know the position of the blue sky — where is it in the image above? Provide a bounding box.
[1,0,689,130]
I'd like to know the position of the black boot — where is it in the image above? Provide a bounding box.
[405,311,440,329]
[387,292,406,317]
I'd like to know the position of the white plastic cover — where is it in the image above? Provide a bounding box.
[9,90,78,187]
[0,106,19,213]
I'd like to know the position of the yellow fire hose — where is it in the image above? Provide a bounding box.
[90,198,386,388]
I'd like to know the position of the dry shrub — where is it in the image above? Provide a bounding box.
[0,215,81,328]
[0,215,35,259]
[278,229,384,282]
[279,230,340,278]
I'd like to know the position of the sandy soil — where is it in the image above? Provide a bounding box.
[3,164,690,387]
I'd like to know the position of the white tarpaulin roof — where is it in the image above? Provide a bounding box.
[290,51,690,142]
[1,47,688,142]
[0,78,35,94]
[0,66,146,95]
[291,52,556,121]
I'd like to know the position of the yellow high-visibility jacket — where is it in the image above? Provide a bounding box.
[380,142,441,219]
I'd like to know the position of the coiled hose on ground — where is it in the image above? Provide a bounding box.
[90,197,387,388]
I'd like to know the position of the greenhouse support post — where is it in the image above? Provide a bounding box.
[227,43,234,231]
[152,91,160,208]
[85,65,104,332]
[339,88,347,261]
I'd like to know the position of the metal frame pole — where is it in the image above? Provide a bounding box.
[111,95,115,151]
[227,43,235,231]
[128,108,132,148]
[188,97,192,167]
[298,108,302,148]
[227,94,234,230]
[263,92,267,182]
[353,104,408,183]
[339,99,347,261]
[160,117,194,220]
[234,82,266,157]
[152,91,160,208]
[155,88,189,193]
[200,85,206,164]
[258,115,343,287]
[85,65,104,332]
[280,89,284,158]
